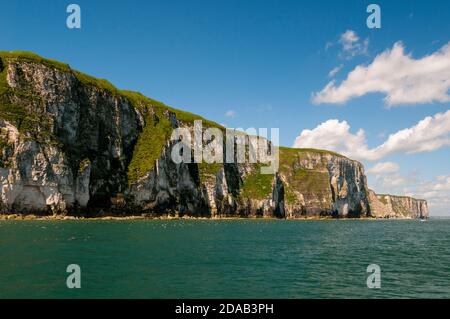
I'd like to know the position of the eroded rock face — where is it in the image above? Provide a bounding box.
[276,150,371,218]
[127,141,372,218]
[0,58,141,214]
[0,55,428,218]
[128,141,211,217]
[368,190,429,219]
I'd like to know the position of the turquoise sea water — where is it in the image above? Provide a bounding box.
[0,219,449,299]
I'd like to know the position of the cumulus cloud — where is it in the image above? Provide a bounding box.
[413,175,450,201]
[367,163,416,190]
[367,162,409,191]
[328,64,343,78]
[313,41,450,106]
[378,174,410,188]
[367,162,399,174]
[225,110,236,118]
[338,30,369,59]
[292,109,450,161]
[403,174,450,216]
[292,119,369,159]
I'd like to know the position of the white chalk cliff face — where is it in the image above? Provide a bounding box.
[368,190,428,219]
[277,150,371,218]
[0,56,140,215]
[0,53,428,219]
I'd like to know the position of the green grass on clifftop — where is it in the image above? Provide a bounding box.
[279,146,346,159]
[0,51,71,72]
[0,51,118,94]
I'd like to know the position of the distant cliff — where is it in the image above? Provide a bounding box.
[368,190,428,219]
[0,52,428,219]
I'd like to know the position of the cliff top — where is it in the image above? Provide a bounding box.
[0,51,222,127]
[376,193,427,202]
[279,146,349,160]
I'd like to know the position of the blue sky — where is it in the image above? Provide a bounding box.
[1,0,449,215]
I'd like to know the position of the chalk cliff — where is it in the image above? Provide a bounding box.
[368,190,429,219]
[0,52,428,219]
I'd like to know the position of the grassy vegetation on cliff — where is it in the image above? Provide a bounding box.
[279,146,346,160]
[0,51,71,72]
[122,90,227,184]
[378,195,388,205]
[74,71,118,94]
[122,90,227,183]
[0,52,113,137]
[0,51,119,94]
[278,147,334,205]
[198,162,223,182]
[0,131,11,167]
[0,56,43,134]
[121,90,223,129]
[123,92,174,185]
[240,164,275,200]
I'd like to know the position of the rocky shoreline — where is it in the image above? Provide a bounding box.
[0,213,422,221]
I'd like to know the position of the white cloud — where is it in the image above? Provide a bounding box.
[292,109,450,161]
[338,30,369,59]
[328,64,343,78]
[292,119,369,159]
[313,41,450,106]
[403,174,450,216]
[367,162,399,174]
[341,30,359,46]
[225,110,236,118]
[368,165,416,190]
[379,174,410,188]
[367,162,408,191]
[372,109,450,156]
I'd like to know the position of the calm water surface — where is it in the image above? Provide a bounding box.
[0,219,449,298]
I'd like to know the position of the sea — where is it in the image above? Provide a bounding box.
[0,219,449,299]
